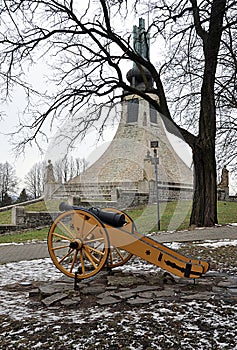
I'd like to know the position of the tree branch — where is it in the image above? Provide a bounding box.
[189,0,208,41]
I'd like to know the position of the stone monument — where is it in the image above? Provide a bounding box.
[52,18,193,208]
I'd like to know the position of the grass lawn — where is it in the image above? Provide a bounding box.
[0,200,236,243]
[217,201,237,224]
[0,227,49,244]
[127,200,237,233]
[0,210,12,225]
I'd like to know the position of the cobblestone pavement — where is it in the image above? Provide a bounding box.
[0,224,236,264]
[0,226,237,349]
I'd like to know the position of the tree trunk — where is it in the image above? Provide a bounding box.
[190,138,218,227]
[188,0,226,227]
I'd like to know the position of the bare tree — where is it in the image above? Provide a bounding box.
[24,162,45,198]
[75,158,82,177]
[0,162,18,205]
[54,156,89,183]
[0,0,236,226]
[159,1,237,177]
[216,111,237,173]
[75,157,89,175]
[54,159,63,184]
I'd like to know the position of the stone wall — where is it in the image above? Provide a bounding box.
[0,207,59,235]
[148,181,193,202]
[0,224,23,235]
[12,207,59,227]
[228,195,237,202]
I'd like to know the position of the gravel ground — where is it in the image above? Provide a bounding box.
[0,240,237,350]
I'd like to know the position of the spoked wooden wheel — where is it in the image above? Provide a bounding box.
[102,208,134,268]
[48,209,109,279]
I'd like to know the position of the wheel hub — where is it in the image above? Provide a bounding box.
[69,239,83,250]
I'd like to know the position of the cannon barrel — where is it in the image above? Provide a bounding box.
[59,202,126,227]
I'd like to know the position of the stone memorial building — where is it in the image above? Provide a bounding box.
[52,19,193,208]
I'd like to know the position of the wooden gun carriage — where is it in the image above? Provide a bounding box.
[47,203,209,281]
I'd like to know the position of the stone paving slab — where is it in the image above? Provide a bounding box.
[21,269,237,308]
[0,225,236,264]
[41,292,68,307]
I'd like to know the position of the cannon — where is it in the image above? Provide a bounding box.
[47,203,209,281]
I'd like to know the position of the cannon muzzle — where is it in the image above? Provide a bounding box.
[59,202,126,227]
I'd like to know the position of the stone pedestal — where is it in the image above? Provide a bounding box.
[44,182,59,199]
[12,206,25,225]
[217,187,229,201]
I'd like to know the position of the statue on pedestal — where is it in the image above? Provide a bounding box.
[45,160,56,184]
[44,160,58,199]
[218,165,229,188]
[217,165,229,200]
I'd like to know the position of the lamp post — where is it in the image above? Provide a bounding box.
[145,141,161,231]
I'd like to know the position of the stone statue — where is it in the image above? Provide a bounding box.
[45,160,56,183]
[219,165,229,188]
[217,165,229,201]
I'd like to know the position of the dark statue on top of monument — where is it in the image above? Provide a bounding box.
[133,18,150,61]
[126,18,153,91]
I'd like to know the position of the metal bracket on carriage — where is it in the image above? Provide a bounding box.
[59,202,126,227]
